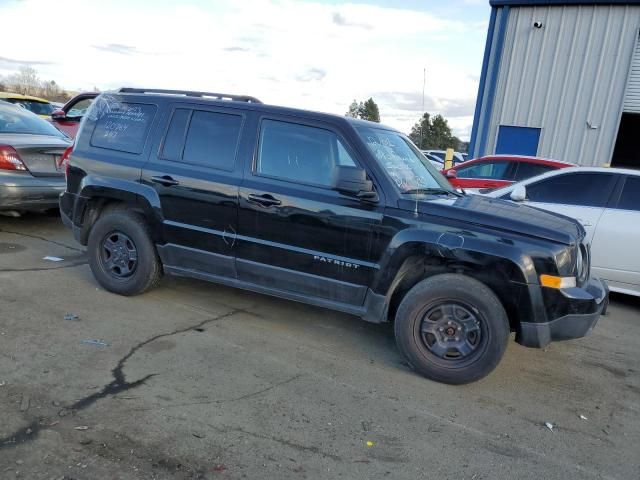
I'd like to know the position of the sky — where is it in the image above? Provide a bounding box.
[0,0,491,140]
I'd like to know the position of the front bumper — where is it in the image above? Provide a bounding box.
[0,172,65,211]
[518,276,608,348]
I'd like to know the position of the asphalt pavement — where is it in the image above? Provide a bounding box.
[0,213,638,480]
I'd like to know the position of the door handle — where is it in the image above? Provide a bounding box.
[247,193,282,207]
[150,175,179,187]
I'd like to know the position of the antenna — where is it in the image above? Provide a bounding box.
[415,67,426,217]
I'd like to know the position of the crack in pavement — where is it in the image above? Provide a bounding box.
[0,309,239,450]
[0,228,84,253]
[134,374,303,411]
[205,422,343,462]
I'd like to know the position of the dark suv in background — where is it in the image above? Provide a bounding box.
[60,88,607,384]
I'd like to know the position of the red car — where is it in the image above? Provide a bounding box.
[49,92,99,138]
[443,155,574,191]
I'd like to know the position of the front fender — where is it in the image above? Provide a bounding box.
[372,227,531,296]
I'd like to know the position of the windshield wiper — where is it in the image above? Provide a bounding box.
[401,187,463,197]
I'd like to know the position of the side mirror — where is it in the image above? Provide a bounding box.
[510,185,527,202]
[51,109,66,120]
[333,166,377,202]
[445,170,457,179]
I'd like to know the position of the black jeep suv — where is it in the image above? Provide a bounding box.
[60,88,607,384]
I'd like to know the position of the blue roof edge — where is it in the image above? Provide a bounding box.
[490,0,640,6]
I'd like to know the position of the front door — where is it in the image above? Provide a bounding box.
[236,116,383,307]
[453,159,517,190]
[141,103,249,278]
[523,172,618,242]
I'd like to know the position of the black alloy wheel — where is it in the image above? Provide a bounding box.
[100,231,138,278]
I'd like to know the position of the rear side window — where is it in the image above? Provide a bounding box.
[616,176,640,211]
[90,102,156,154]
[161,109,242,171]
[256,119,356,188]
[457,161,511,179]
[526,173,615,207]
[513,162,554,181]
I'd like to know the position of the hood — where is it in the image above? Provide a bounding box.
[398,194,584,245]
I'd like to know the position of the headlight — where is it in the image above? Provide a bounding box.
[575,243,589,284]
[576,246,583,276]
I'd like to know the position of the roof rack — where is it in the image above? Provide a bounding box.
[117,88,262,104]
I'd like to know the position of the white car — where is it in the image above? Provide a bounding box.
[484,167,640,297]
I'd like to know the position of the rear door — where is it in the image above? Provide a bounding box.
[236,116,383,307]
[141,103,248,278]
[590,175,640,293]
[524,172,618,242]
[52,94,96,138]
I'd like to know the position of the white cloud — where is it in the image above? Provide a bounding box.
[0,0,486,140]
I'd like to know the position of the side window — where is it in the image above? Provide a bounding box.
[161,108,190,161]
[526,173,614,207]
[256,119,356,187]
[513,162,554,181]
[67,98,94,118]
[457,161,509,179]
[90,102,156,154]
[161,109,243,171]
[616,176,640,211]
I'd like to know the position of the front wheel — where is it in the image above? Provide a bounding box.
[394,274,509,384]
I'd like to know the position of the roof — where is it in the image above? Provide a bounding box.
[0,92,50,103]
[113,88,400,134]
[468,154,575,166]
[490,0,640,6]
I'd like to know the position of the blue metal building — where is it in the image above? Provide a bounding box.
[469,0,640,168]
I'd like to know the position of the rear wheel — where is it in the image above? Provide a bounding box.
[87,209,162,296]
[394,274,509,384]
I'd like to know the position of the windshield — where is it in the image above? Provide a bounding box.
[6,98,55,115]
[356,126,453,193]
[0,102,67,137]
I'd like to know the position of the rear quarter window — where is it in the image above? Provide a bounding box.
[90,102,156,154]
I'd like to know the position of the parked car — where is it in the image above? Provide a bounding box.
[424,149,467,165]
[443,155,574,191]
[0,100,72,213]
[49,92,99,138]
[420,150,464,170]
[484,167,640,297]
[0,92,55,118]
[60,88,607,384]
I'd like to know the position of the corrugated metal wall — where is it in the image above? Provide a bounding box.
[623,34,640,112]
[486,5,640,166]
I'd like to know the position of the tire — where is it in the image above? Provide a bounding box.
[87,208,162,296]
[394,273,509,385]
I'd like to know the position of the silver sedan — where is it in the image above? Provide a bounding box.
[0,100,71,214]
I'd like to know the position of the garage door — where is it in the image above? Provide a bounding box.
[623,31,640,113]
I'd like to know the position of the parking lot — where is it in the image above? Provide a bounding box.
[0,213,638,480]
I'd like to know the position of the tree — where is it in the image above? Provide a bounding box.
[6,66,40,96]
[346,100,360,118]
[345,97,381,123]
[408,112,458,150]
[360,98,380,123]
